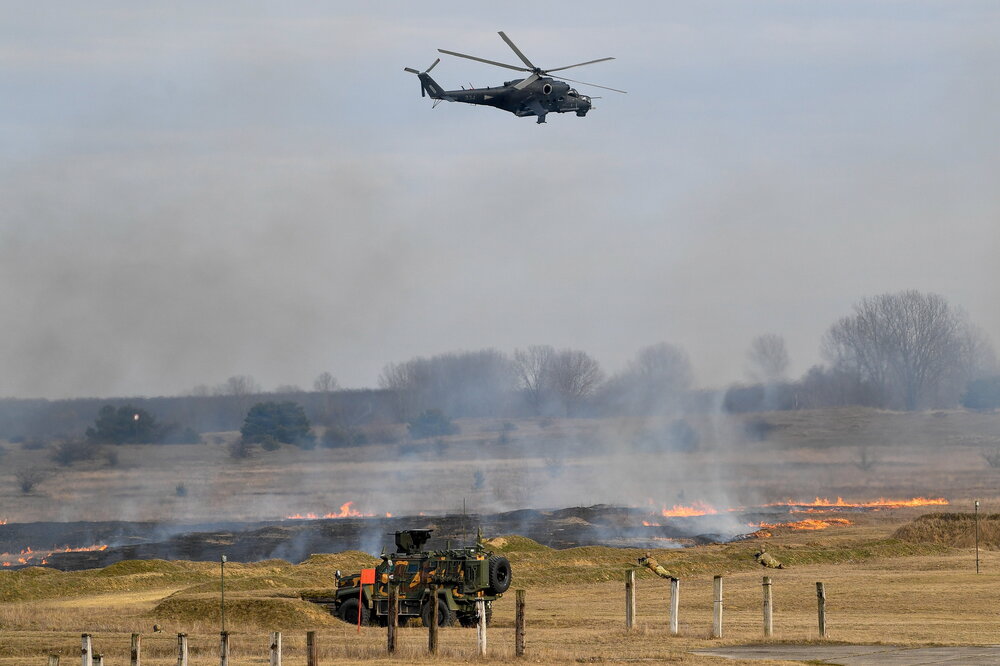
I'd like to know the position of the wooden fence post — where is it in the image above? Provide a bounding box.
[220,631,230,666]
[711,575,723,639]
[816,582,827,638]
[130,633,141,666]
[81,634,93,666]
[625,569,636,630]
[387,585,398,654]
[515,589,526,657]
[48,656,60,666]
[176,634,188,666]
[476,598,487,656]
[270,631,282,666]
[669,578,680,636]
[428,586,439,655]
[762,576,773,637]
[306,631,318,666]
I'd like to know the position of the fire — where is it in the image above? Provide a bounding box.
[642,520,662,527]
[0,518,7,525]
[285,501,390,520]
[0,543,108,567]
[661,501,718,517]
[758,518,853,531]
[766,496,948,509]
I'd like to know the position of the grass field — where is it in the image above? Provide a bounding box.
[1,407,999,524]
[2,407,1000,663]
[1,511,999,664]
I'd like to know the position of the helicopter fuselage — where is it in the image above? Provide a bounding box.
[419,73,591,123]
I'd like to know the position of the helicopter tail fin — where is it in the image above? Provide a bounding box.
[417,72,446,100]
[404,59,449,101]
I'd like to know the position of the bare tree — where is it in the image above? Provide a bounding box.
[605,343,693,415]
[746,334,790,385]
[822,291,981,410]
[313,371,339,393]
[378,350,516,420]
[513,345,556,415]
[216,375,261,423]
[547,349,605,415]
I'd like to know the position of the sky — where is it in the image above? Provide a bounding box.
[1,1,998,399]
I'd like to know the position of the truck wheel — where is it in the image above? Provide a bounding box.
[488,556,512,594]
[421,597,454,627]
[338,598,370,625]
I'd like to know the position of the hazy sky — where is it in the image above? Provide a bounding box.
[2,1,998,399]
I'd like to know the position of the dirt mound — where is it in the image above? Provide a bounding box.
[484,535,549,552]
[894,512,1000,548]
[153,596,338,628]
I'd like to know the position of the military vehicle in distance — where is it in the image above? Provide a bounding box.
[304,529,512,627]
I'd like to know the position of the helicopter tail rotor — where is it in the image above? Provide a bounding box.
[403,58,444,99]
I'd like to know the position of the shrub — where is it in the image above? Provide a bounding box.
[963,377,1000,410]
[50,439,101,466]
[85,405,166,444]
[228,439,254,460]
[21,438,48,451]
[240,401,314,448]
[407,409,459,439]
[175,483,188,497]
[259,435,282,451]
[321,424,368,448]
[15,468,49,494]
[983,447,1000,469]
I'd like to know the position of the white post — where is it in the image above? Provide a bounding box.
[270,631,282,666]
[81,634,93,666]
[712,575,723,639]
[669,577,680,636]
[476,598,487,656]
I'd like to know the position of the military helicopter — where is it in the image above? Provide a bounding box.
[404,31,625,124]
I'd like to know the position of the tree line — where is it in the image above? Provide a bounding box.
[0,290,996,443]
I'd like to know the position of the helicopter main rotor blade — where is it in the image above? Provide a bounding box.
[555,75,628,94]
[498,31,536,70]
[512,72,540,90]
[437,48,529,73]
[545,57,615,73]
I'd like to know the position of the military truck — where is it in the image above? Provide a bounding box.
[304,529,512,627]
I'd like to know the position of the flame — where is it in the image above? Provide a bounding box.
[661,501,718,517]
[285,501,378,520]
[0,518,7,525]
[0,543,108,567]
[758,518,853,531]
[766,496,948,509]
[642,520,662,527]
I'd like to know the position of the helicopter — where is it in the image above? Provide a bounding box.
[404,31,626,124]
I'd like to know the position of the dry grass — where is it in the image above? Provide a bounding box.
[2,517,998,664]
[1,408,1000,523]
[3,409,1000,663]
